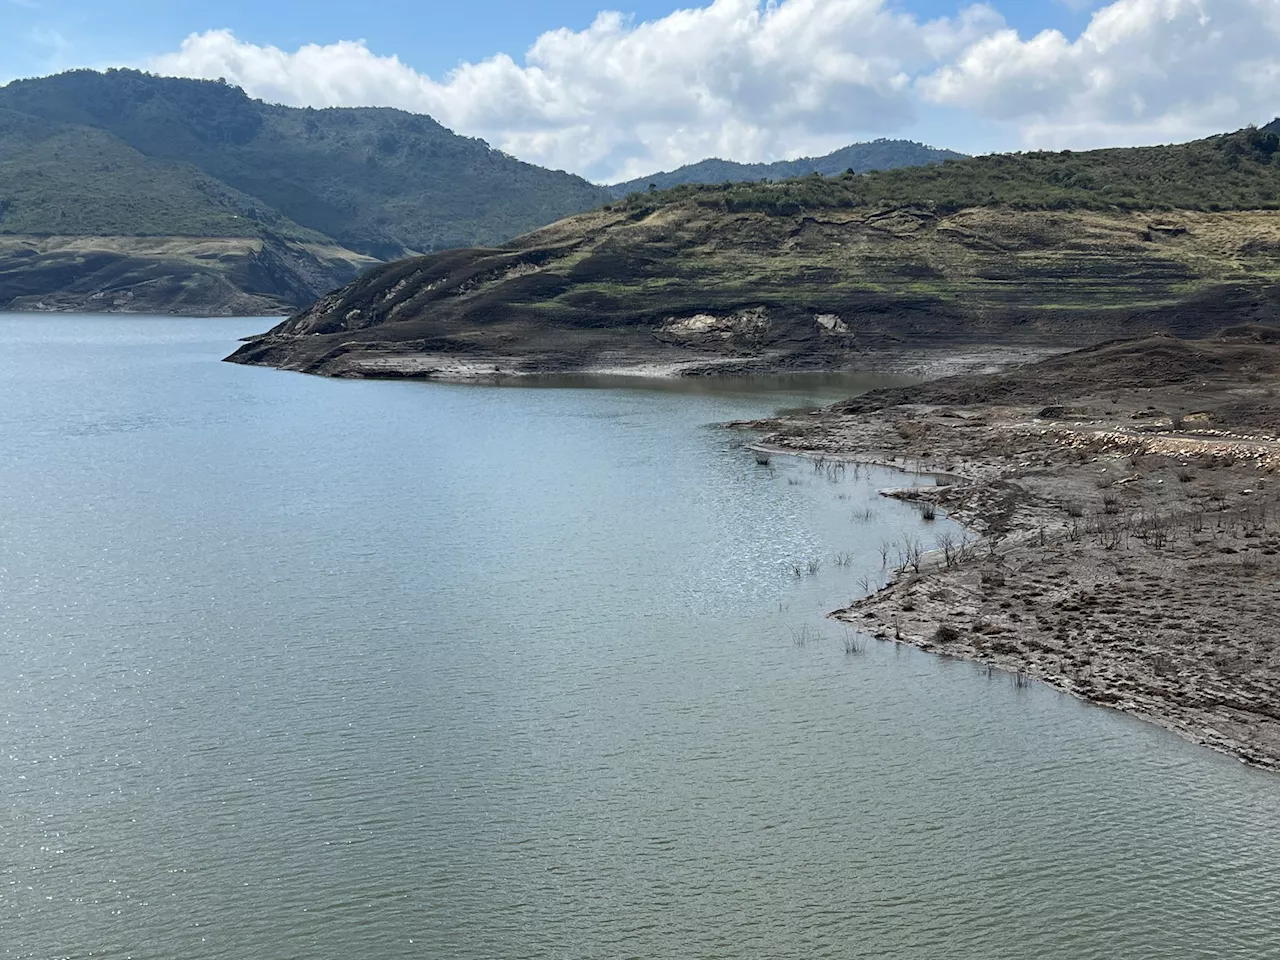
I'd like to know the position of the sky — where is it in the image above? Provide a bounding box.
[2,0,1278,183]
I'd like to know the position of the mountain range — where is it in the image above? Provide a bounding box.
[0,69,961,316]
[606,140,965,198]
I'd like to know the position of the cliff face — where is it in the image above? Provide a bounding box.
[227,204,1280,378]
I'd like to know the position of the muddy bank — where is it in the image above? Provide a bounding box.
[747,330,1280,769]
[227,327,1064,384]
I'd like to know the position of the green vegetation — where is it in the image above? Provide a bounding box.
[617,127,1280,216]
[0,68,624,311]
[607,139,965,198]
[0,69,612,258]
[5,67,1279,331]
[0,71,972,261]
[0,108,322,240]
[0,70,982,315]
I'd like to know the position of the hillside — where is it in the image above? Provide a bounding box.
[229,125,1280,379]
[0,71,979,317]
[0,235,377,316]
[0,69,612,259]
[619,126,1280,215]
[0,69,615,314]
[0,101,370,314]
[607,140,965,198]
[0,108,324,240]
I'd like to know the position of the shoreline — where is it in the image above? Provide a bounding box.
[226,340,1067,385]
[743,339,1280,771]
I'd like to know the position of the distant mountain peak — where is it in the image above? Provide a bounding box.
[606,139,966,198]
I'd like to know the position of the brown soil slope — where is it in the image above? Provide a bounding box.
[227,206,1280,378]
[751,328,1280,768]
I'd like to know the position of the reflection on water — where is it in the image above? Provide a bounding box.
[0,315,1277,960]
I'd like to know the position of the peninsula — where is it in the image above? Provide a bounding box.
[228,123,1280,378]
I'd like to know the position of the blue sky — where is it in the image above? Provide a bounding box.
[4,1,1101,79]
[2,0,1273,182]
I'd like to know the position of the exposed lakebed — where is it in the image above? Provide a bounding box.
[2,316,1278,959]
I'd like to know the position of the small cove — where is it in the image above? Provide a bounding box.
[1,315,1278,960]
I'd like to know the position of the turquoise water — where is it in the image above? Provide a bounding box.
[1,316,1277,960]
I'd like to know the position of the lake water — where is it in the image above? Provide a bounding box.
[1,316,1277,960]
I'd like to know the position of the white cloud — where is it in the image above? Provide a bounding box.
[147,1,1002,181]
[919,0,1280,149]
[143,0,1280,181]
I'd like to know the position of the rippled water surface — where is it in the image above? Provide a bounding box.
[2,316,1278,960]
